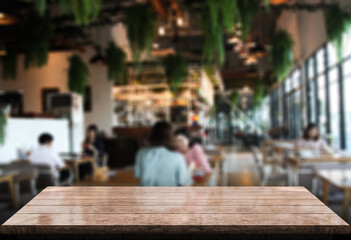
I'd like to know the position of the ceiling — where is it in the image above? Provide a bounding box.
[0,0,343,91]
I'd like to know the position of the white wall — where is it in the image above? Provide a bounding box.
[0,25,125,136]
[0,118,69,163]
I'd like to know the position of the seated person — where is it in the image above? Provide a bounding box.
[82,124,104,159]
[135,121,192,186]
[175,127,212,175]
[30,133,65,179]
[296,123,333,154]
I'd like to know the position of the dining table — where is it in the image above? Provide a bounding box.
[317,169,351,221]
[286,152,351,186]
[64,157,95,182]
[1,186,349,239]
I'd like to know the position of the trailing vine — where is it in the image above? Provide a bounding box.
[22,13,52,68]
[0,110,7,145]
[253,82,265,107]
[124,4,157,73]
[105,41,126,84]
[1,47,18,80]
[204,66,218,85]
[162,53,187,94]
[28,0,102,26]
[231,91,239,106]
[271,29,294,82]
[325,4,351,61]
[67,54,89,95]
[237,0,259,41]
[201,0,238,65]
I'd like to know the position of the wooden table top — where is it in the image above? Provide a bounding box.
[1,186,349,235]
[317,169,351,190]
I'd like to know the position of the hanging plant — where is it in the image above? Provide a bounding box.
[124,4,157,73]
[0,110,7,145]
[30,0,47,16]
[201,0,238,65]
[105,41,126,84]
[67,54,89,95]
[68,0,102,26]
[264,0,270,11]
[162,54,187,94]
[253,82,265,107]
[204,66,218,85]
[231,91,239,106]
[1,47,18,80]
[237,0,259,41]
[22,13,52,68]
[325,4,351,61]
[271,29,294,82]
[28,0,102,26]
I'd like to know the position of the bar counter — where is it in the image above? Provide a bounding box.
[1,186,349,239]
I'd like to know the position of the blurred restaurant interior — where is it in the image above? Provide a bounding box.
[2,0,351,234]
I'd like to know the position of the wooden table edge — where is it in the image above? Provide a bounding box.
[1,224,350,235]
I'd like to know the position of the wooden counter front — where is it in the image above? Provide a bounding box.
[1,186,349,239]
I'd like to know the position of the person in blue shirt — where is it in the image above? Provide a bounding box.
[135,121,192,186]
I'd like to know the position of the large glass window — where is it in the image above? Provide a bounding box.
[307,57,315,79]
[342,30,351,58]
[270,89,280,129]
[269,26,351,148]
[317,75,327,136]
[344,59,351,150]
[328,68,340,148]
[308,79,317,123]
[316,48,325,74]
[284,70,302,139]
[328,43,338,67]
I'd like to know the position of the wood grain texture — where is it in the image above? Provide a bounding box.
[1,186,349,235]
[18,205,335,214]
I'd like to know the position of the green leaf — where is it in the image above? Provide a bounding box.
[231,91,239,106]
[0,110,7,145]
[1,47,18,80]
[264,0,270,11]
[237,0,259,41]
[67,54,89,95]
[162,54,187,94]
[253,82,265,107]
[105,41,126,84]
[22,13,52,68]
[124,4,157,73]
[271,29,294,82]
[201,0,238,65]
[204,66,218,85]
[69,0,102,26]
[325,4,351,61]
[33,0,47,16]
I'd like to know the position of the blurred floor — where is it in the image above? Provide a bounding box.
[223,148,259,186]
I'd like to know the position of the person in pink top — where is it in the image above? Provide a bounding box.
[174,127,212,174]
